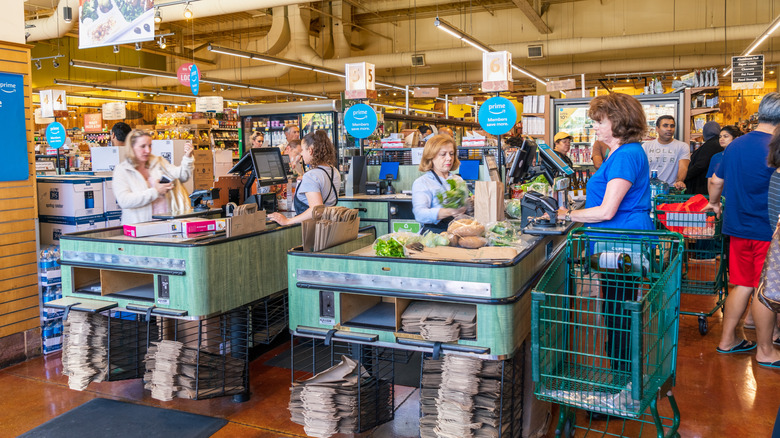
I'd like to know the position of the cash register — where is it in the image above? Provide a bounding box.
[229,148,288,213]
[506,138,574,235]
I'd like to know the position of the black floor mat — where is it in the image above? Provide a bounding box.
[19,398,228,438]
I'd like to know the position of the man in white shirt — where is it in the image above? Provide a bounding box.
[643,115,690,189]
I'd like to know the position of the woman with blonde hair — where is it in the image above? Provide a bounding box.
[112,129,194,225]
[412,134,466,233]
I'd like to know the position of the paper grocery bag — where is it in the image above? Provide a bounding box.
[225,209,266,237]
[474,181,505,225]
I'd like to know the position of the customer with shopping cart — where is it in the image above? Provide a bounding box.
[706,92,780,365]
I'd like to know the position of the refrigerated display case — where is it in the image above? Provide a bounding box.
[238,100,341,159]
[553,94,684,167]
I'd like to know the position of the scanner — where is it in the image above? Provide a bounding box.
[520,190,568,235]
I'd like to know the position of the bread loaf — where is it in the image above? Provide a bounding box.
[459,236,488,249]
[448,219,485,237]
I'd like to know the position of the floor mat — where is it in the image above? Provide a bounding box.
[19,398,228,438]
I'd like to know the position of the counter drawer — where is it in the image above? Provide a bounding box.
[338,200,388,220]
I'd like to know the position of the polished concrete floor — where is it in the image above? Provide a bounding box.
[1,292,778,438]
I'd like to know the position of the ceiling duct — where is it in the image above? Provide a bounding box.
[527,44,544,59]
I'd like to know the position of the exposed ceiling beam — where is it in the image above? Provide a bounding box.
[300,5,393,41]
[511,0,551,34]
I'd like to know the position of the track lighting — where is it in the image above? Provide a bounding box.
[63,6,72,23]
[183,2,193,19]
[52,59,60,68]
[158,37,166,49]
[135,42,142,51]
[34,60,41,70]
[113,45,119,53]
[220,86,225,92]
[212,85,216,92]
[154,8,162,23]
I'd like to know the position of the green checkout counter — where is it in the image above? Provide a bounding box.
[287,219,579,361]
[45,222,301,319]
[339,194,419,236]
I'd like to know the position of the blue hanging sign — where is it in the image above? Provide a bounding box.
[45,122,67,149]
[344,103,378,139]
[190,64,200,96]
[0,73,29,181]
[478,96,517,136]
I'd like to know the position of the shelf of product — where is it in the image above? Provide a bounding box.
[150,124,211,147]
[39,245,64,355]
[683,86,720,144]
[522,94,551,145]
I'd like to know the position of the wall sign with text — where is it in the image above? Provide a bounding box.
[0,73,29,181]
[478,96,517,136]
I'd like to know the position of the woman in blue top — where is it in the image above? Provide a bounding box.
[554,93,651,386]
[412,134,467,233]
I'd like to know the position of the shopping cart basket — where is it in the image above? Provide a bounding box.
[531,228,684,437]
[654,194,727,335]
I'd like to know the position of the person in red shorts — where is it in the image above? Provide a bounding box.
[706,92,780,367]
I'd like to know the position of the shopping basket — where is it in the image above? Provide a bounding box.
[531,228,684,437]
[654,194,727,335]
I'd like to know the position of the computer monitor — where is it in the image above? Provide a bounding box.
[378,162,400,181]
[281,154,291,175]
[250,148,288,187]
[458,160,480,181]
[506,138,537,186]
[537,141,574,176]
[228,150,255,175]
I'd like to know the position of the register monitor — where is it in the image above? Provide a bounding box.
[536,141,574,177]
[506,138,537,186]
[250,147,288,187]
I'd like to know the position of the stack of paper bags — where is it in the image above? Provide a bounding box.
[423,354,509,438]
[401,301,477,342]
[289,355,391,438]
[144,340,245,401]
[302,206,360,252]
[61,311,108,390]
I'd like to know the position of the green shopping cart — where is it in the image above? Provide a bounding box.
[654,194,727,335]
[531,228,684,437]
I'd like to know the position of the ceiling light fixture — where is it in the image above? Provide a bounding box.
[34,60,41,70]
[63,5,73,23]
[434,17,546,86]
[135,42,142,51]
[183,2,193,19]
[52,59,60,68]
[113,45,119,53]
[723,13,780,76]
[154,8,162,23]
[158,37,166,49]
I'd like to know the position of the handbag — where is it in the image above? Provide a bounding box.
[757,220,780,313]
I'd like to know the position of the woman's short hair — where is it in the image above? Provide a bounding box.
[418,134,460,172]
[124,129,152,167]
[302,130,336,167]
[589,93,647,144]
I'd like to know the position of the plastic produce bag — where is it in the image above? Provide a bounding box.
[436,179,470,209]
[505,199,523,219]
[521,175,549,197]
[485,221,518,247]
[420,231,450,248]
[373,232,422,258]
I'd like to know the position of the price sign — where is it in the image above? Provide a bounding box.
[101,102,126,120]
[413,87,439,98]
[190,64,200,96]
[345,62,377,100]
[478,96,517,136]
[546,79,577,92]
[196,96,224,112]
[343,103,378,139]
[482,51,513,92]
[45,122,67,149]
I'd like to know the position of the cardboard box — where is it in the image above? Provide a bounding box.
[104,211,121,227]
[213,149,234,179]
[193,149,214,191]
[101,176,121,214]
[90,146,121,172]
[151,140,194,193]
[123,220,181,238]
[39,214,106,246]
[37,176,105,218]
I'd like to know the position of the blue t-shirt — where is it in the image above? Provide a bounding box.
[715,131,775,241]
[585,142,653,230]
[706,151,723,178]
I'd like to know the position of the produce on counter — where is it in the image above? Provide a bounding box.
[373,232,423,258]
[448,218,485,237]
[521,175,550,196]
[459,236,488,249]
[485,221,518,247]
[420,231,450,248]
[436,179,470,209]
[505,199,523,219]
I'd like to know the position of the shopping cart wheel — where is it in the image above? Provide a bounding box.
[698,315,708,335]
[561,418,574,438]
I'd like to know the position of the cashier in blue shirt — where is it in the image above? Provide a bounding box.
[412,134,467,233]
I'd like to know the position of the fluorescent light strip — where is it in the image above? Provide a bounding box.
[56,78,248,104]
[724,13,780,76]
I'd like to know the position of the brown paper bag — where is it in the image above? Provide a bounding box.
[302,206,361,252]
[474,181,505,225]
[225,210,266,237]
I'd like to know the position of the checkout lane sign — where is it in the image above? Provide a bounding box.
[478,96,517,136]
[45,122,67,149]
[344,103,378,139]
[190,64,200,96]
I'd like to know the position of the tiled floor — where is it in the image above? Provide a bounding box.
[1,292,779,438]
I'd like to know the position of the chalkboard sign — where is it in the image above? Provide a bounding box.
[731,55,764,90]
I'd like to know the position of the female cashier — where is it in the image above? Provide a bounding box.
[412,134,467,233]
[268,130,341,225]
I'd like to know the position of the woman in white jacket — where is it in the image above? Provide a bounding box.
[113,130,194,225]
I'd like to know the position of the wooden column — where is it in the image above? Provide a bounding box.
[0,41,41,368]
